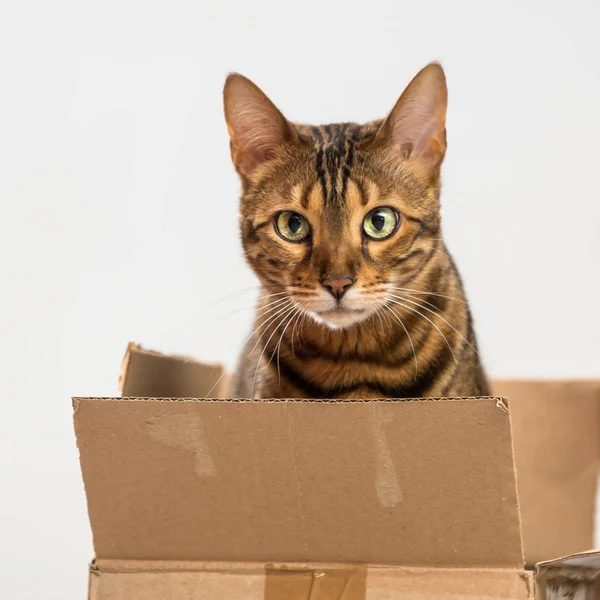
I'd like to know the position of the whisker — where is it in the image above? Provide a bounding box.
[379,304,395,332]
[299,311,309,343]
[245,301,293,356]
[387,286,467,304]
[257,290,295,299]
[389,290,448,316]
[194,285,263,309]
[209,294,290,322]
[290,308,305,358]
[256,296,293,316]
[249,306,295,397]
[365,298,387,335]
[203,370,226,399]
[388,294,477,355]
[200,285,290,309]
[271,307,302,389]
[381,303,419,382]
[226,297,289,328]
[250,305,296,398]
[387,299,459,374]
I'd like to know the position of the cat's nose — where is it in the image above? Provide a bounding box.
[321,278,354,300]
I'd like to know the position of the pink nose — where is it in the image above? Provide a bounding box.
[321,278,354,300]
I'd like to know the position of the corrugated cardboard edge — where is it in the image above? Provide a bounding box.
[76,395,514,404]
[536,549,600,574]
[88,560,534,600]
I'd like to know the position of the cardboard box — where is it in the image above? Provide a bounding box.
[73,344,600,599]
[491,380,600,566]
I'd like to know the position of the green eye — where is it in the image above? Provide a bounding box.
[275,211,311,242]
[363,207,399,240]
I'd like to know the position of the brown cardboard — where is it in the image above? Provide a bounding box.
[73,344,600,599]
[74,395,523,566]
[88,560,534,600]
[492,380,600,565]
[118,344,600,566]
[119,342,230,398]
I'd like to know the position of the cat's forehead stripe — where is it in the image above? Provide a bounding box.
[306,123,365,217]
[347,178,369,207]
[309,126,328,204]
[341,125,360,200]
[299,181,314,209]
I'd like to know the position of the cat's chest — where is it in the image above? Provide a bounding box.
[263,351,411,398]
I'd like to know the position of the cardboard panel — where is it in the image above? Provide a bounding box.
[119,343,227,398]
[364,565,533,599]
[88,561,533,600]
[492,380,600,565]
[74,396,523,567]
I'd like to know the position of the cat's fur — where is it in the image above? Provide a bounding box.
[224,63,489,399]
[538,567,599,600]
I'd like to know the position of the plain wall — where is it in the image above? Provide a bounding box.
[1,1,599,598]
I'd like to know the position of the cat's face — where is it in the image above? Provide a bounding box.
[224,64,447,330]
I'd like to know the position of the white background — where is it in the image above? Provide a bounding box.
[1,1,599,598]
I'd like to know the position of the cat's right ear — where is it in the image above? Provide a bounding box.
[223,74,299,178]
[371,62,448,177]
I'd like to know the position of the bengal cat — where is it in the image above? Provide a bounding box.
[224,63,489,400]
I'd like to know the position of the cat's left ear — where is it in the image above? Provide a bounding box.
[373,62,448,174]
[223,73,300,178]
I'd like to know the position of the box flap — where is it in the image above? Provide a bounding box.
[74,394,523,567]
[88,560,533,600]
[491,379,600,565]
[119,343,230,398]
[536,549,600,571]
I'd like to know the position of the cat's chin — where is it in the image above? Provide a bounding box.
[309,308,372,330]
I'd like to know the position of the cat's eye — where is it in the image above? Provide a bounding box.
[363,207,399,240]
[275,211,311,242]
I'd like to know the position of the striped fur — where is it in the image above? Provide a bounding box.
[224,63,489,399]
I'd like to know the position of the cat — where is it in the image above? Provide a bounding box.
[224,62,489,400]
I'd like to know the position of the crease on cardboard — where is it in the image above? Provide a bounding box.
[519,570,532,598]
[309,571,324,599]
[264,564,367,600]
[283,403,310,558]
[505,405,527,571]
[372,404,403,508]
[94,559,267,574]
[146,414,217,477]
[338,569,361,600]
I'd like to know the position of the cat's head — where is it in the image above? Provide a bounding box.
[224,63,447,330]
